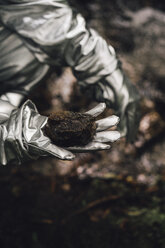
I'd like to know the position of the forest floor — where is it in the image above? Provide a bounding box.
[1,162,165,248]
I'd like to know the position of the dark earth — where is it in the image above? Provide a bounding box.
[44,111,96,147]
[0,0,165,247]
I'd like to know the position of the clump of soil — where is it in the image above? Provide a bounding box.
[44,111,96,147]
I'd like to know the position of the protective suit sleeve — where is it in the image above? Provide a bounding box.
[0,0,118,84]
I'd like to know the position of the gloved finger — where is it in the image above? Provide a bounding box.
[28,142,75,160]
[85,103,106,117]
[96,115,120,131]
[67,141,111,152]
[93,131,120,143]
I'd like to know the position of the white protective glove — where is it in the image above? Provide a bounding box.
[0,99,120,166]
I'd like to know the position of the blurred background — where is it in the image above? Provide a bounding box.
[0,0,165,247]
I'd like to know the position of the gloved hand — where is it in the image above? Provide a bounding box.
[0,100,120,166]
[0,99,75,165]
[68,102,120,152]
[93,68,141,142]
